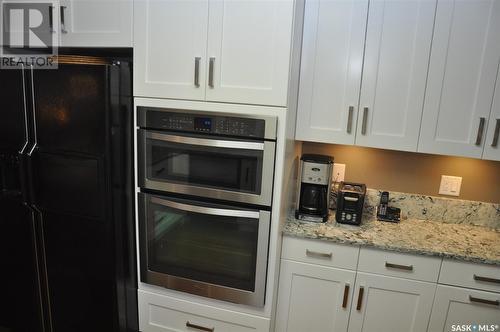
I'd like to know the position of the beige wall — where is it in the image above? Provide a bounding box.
[302,142,500,204]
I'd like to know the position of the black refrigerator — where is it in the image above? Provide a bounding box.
[0,53,138,332]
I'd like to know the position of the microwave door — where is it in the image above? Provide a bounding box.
[138,130,275,206]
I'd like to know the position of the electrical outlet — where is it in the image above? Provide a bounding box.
[332,163,346,182]
[439,175,462,196]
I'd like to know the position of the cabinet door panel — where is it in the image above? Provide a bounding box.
[348,272,435,332]
[275,260,355,332]
[483,63,500,161]
[60,0,132,47]
[206,0,293,106]
[428,285,500,332]
[356,0,436,151]
[134,0,208,100]
[296,0,368,144]
[419,0,500,158]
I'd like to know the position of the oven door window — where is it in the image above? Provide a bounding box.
[142,195,269,292]
[145,134,266,195]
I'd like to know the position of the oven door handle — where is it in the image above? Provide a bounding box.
[146,131,265,151]
[150,196,261,219]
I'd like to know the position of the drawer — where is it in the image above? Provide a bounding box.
[138,290,270,332]
[439,259,500,293]
[357,248,442,282]
[281,236,359,270]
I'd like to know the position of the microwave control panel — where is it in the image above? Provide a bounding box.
[143,109,266,139]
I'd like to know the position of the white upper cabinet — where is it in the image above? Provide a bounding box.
[134,0,209,100]
[134,0,294,106]
[59,0,132,47]
[348,272,436,332]
[296,0,436,152]
[295,0,368,145]
[418,0,500,158]
[483,63,500,161]
[205,0,294,106]
[355,0,436,151]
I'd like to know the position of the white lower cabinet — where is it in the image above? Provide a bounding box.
[428,285,500,332]
[348,272,436,332]
[275,260,356,332]
[138,290,270,332]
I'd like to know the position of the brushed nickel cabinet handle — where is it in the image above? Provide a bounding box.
[475,117,486,146]
[194,57,201,87]
[361,107,368,135]
[342,284,350,308]
[385,262,414,271]
[491,119,500,147]
[347,106,354,134]
[469,295,499,306]
[60,6,68,34]
[208,57,215,88]
[473,274,500,284]
[305,249,332,259]
[186,321,215,332]
[356,286,364,311]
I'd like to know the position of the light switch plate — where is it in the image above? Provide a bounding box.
[439,175,462,196]
[332,163,346,182]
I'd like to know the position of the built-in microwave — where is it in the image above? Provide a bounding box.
[137,107,277,206]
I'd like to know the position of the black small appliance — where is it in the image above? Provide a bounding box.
[377,191,401,222]
[336,182,367,225]
[295,154,333,222]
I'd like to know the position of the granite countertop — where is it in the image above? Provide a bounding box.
[284,214,500,266]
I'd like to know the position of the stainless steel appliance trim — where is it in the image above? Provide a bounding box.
[475,117,486,146]
[149,196,260,219]
[194,57,201,87]
[139,193,271,307]
[137,107,278,141]
[361,107,368,135]
[347,106,354,134]
[492,119,500,147]
[146,131,265,151]
[209,57,215,88]
[138,130,275,207]
[344,197,359,202]
[28,65,38,156]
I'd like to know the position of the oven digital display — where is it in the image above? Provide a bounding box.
[194,117,212,131]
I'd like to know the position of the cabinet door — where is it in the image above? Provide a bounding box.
[275,260,356,332]
[59,0,132,47]
[483,63,500,161]
[355,0,436,152]
[133,0,208,100]
[295,0,368,145]
[348,272,435,332]
[428,285,500,332]
[418,0,500,158]
[205,0,293,106]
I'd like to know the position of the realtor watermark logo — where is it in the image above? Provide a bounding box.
[0,2,58,69]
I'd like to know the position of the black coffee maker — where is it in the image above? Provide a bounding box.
[295,154,333,222]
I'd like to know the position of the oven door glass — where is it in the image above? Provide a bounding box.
[139,193,270,306]
[139,130,275,206]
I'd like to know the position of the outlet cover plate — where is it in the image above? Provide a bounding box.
[333,163,346,182]
[439,175,462,196]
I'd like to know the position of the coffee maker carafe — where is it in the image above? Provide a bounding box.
[295,154,333,222]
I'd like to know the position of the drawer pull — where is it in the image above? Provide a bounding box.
[306,249,332,259]
[385,262,414,271]
[469,296,499,306]
[356,286,364,311]
[473,274,500,284]
[342,284,350,308]
[186,321,215,332]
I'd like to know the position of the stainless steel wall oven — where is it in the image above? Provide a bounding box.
[137,107,277,307]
